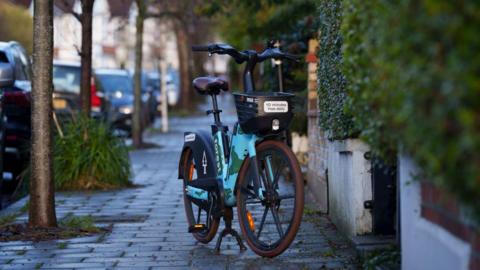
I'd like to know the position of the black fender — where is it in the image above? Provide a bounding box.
[178,130,217,179]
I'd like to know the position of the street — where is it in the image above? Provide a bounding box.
[0,112,358,270]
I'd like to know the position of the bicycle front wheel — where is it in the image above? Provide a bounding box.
[236,140,304,257]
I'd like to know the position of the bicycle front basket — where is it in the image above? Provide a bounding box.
[233,92,294,136]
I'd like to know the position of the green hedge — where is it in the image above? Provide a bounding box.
[318,0,480,219]
[317,0,357,139]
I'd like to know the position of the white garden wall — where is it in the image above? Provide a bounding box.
[399,155,471,270]
[327,139,373,237]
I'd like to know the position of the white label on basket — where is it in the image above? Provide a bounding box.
[264,101,288,113]
[184,133,195,142]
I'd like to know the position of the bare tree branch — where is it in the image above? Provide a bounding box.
[60,0,82,22]
[71,11,81,21]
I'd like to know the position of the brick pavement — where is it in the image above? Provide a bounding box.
[0,113,358,270]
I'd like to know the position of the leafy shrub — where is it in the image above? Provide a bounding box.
[54,116,131,190]
[340,0,399,162]
[363,246,400,270]
[320,0,480,218]
[317,0,357,139]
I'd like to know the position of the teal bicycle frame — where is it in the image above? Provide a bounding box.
[185,124,275,207]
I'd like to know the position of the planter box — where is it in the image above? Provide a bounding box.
[327,138,372,237]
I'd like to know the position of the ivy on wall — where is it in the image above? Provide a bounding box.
[318,0,480,219]
[317,0,357,140]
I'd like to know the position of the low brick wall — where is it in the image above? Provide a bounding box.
[421,182,480,270]
[400,155,475,270]
[305,39,329,213]
[307,113,329,213]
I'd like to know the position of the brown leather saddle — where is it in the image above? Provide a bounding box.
[193,77,229,95]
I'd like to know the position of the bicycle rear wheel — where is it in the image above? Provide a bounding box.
[236,140,304,257]
[182,148,219,243]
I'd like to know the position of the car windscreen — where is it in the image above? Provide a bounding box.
[0,51,8,63]
[53,65,80,93]
[96,74,133,94]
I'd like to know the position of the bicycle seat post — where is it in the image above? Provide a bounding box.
[210,94,221,125]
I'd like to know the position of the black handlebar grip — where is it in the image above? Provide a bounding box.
[191,45,210,52]
[284,53,301,62]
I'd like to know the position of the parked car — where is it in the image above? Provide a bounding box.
[52,61,111,121]
[0,41,32,192]
[0,61,12,201]
[165,73,179,106]
[142,72,160,121]
[94,69,136,134]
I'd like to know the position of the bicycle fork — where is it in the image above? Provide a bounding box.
[246,139,275,200]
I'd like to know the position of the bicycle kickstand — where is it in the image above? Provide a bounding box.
[214,207,247,254]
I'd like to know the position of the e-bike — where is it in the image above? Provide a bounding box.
[178,43,304,258]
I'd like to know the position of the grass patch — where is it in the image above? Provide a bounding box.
[0,214,18,227]
[304,205,320,216]
[59,215,100,233]
[15,249,26,255]
[35,263,43,269]
[363,246,400,270]
[57,242,68,249]
[0,215,110,242]
[321,249,335,258]
[19,201,29,214]
[53,115,132,190]
[0,200,30,227]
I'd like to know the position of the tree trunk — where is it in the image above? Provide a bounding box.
[174,21,192,110]
[29,0,57,228]
[132,0,145,148]
[80,0,94,116]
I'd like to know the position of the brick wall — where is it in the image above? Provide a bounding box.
[306,39,329,213]
[420,182,480,270]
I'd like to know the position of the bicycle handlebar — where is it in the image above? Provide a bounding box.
[258,47,300,62]
[191,43,300,64]
[191,45,210,52]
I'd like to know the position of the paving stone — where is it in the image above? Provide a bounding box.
[10,257,83,264]
[2,263,45,270]
[40,262,114,268]
[0,115,359,269]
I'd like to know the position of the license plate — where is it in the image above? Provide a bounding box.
[264,101,288,113]
[53,99,67,109]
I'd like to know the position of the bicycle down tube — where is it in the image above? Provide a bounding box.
[185,124,263,207]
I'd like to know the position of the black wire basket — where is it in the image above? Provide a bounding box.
[233,92,294,136]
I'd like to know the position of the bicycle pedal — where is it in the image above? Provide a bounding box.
[188,224,206,233]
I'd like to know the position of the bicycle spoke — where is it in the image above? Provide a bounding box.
[241,186,259,200]
[272,159,286,189]
[197,206,201,224]
[270,206,284,238]
[256,206,269,238]
[260,160,271,190]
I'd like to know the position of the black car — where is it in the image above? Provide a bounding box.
[0,41,32,191]
[52,61,111,121]
[141,72,160,123]
[0,61,13,202]
[95,69,135,134]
